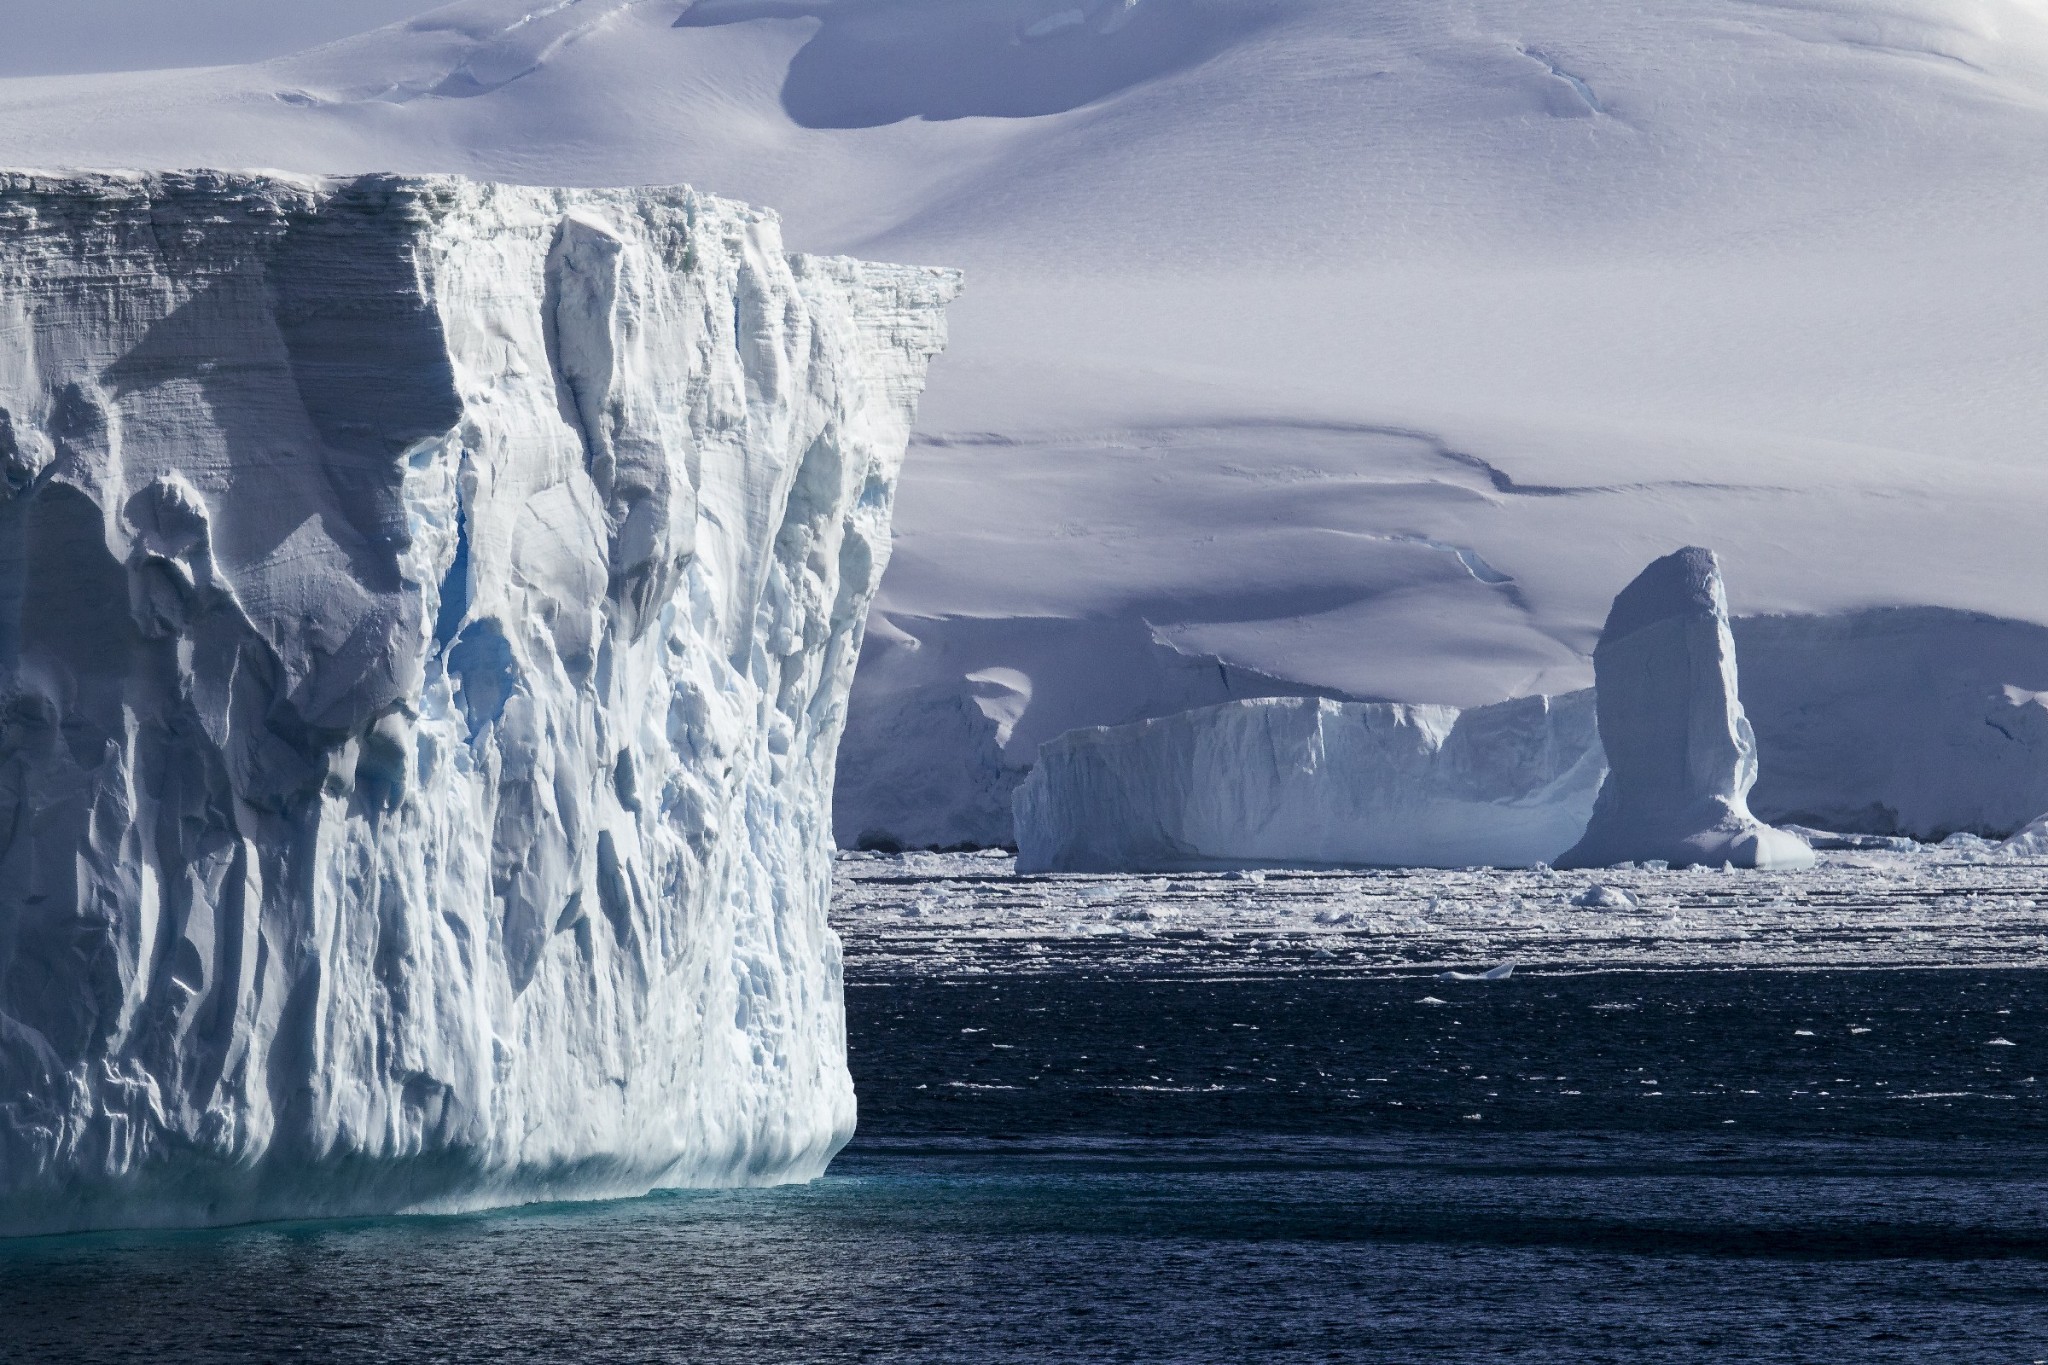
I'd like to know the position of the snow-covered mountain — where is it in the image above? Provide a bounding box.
[3,0,2046,845]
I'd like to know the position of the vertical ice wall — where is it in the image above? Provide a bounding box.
[1556,547,1813,870]
[0,170,958,1235]
[1014,692,1606,872]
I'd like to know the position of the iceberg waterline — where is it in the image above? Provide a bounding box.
[0,169,958,1235]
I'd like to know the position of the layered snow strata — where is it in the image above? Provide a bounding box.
[0,170,958,1235]
[1556,548,1813,871]
[1012,691,1605,873]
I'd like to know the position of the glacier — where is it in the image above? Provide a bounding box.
[1012,691,1604,874]
[0,169,958,1235]
[1556,549,1813,871]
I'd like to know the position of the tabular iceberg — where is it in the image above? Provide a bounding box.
[1556,548,1813,871]
[0,170,958,1235]
[1013,692,1605,873]
[1735,609,2048,841]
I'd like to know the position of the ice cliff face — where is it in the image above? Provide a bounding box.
[1735,609,2048,841]
[1013,692,1605,873]
[0,170,958,1235]
[1556,548,1813,871]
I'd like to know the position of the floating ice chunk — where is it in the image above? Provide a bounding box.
[1555,548,1815,871]
[1417,996,1449,1005]
[1436,963,1515,982]
[1781,824,1921,853]
[1571,884,1638,910]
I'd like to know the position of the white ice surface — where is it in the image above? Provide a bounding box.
[1737,611,2048,841]
[833,847,2048,981]
[1558,548,1813,871]
[0,170,956,1235]
[2002,813,2048,858]
[1013,692,1604,873]
[1,0,2045,845]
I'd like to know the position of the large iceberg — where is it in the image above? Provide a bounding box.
[0,170,958,1235]
[1556,548,1813,871]
[1013,691,1605,873]
[835,613,1340,851]
[1736,609,2048,841]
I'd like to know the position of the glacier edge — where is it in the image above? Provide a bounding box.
[0,170,958,1235]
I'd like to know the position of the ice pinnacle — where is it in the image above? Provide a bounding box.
[1555,547,1814,871]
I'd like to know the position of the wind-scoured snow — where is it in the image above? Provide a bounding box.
[0,0,2044,845]
[0,169,957,1236]
[1013,692,1604,873]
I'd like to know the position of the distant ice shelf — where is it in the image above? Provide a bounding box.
[0,169,958,1236]
[1012,691,1605,873]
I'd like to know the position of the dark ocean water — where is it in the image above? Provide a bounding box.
[5,968,2048,1362]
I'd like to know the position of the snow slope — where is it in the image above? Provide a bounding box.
[0,170,955,1234]
[0,0,2045,843]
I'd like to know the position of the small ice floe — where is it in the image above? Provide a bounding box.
[1784,824,1919,853]
[1436,963,1515,982]
[1989,1037,2017,1046]
[1794,1029,1815,1036]
[1571,884,1637,910]
[1417,996,1449,1006]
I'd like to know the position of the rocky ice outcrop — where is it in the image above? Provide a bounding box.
[0,170,958,1235]
[1555,548,1813,871]
[1013,692,1605,873]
